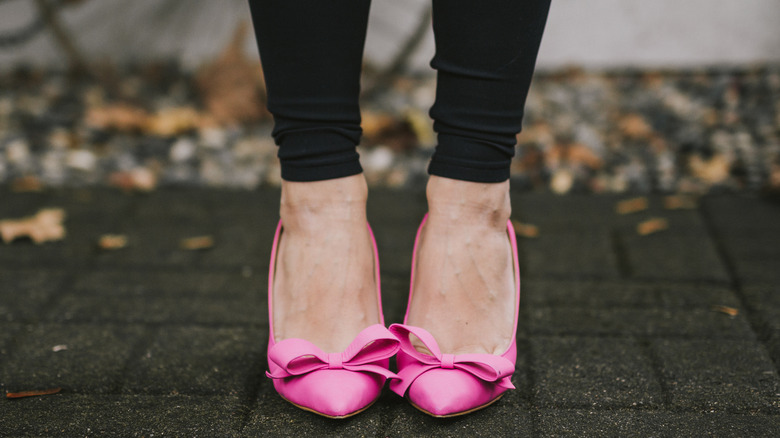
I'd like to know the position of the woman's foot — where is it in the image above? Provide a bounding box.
[406,175,516,356]
[272,174,380,352]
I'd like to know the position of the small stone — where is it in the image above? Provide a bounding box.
[550,168,574,194]
[169,138,197,163]
[199,126,228,149]
[66,149,97,171]
[362,146,394,173]
[6,139,31,165]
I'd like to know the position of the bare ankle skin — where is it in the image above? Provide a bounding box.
[407,175,516,355]
[272,174,380,352]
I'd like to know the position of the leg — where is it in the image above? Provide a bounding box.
[248,0,378,352]
[408,0,551,355]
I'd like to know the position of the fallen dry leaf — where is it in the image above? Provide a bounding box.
[689,154,731,184]
[637,217,669,236]
[108,168,157,192]
[195,21,268,125]
[361,110,396,140]
[0,208,66,244]
[403,108,435,147]
[6,388,62,399]
[10,175,43,192]
[511,220,539,238]
[618,113,654,140]
[711,305,739,317]
[144,107,201,137]
[616,197,649,214]
[85,103,149,132]
[180,235,214,250]
[98,234,128,250]
[546,142,603,170]
[663,195,698,210]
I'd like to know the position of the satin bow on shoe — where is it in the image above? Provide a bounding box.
[388,323,517,417]
[267,324,400,380]
[388,324,515,395]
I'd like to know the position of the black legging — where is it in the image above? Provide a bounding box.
[248,0,550,183]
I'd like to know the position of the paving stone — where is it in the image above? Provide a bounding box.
[48,293,266,326]
[530,307,755,339]
[702,195,780,234]
[620,232,730,282]
[197,222,272,268]
[70,269,260,299]
[121,326,266,396]
[652,339,780,413]
[49,269,267,325]
[731,258,780,285]
[511,193,617,231]
[531,336,663,408]
[243,385,385,437]
[91,224,207,266]
[536,409,780,437]
[0,269,68,323]
[0,323,21,359]
[523,279,740,309]
[0,190,51,217]
[383,392,533,438]
[0,394,244,437]
[521,230,620,279]
[0,324,146,394]
[380,272,412,325]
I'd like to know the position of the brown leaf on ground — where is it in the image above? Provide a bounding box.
[0,208,66,244]
[361,110,396,140]
[711,305,739,317]
[618,113,654,140]
[85,103,149,132]
[511,220,539,238]
[10,175,44,192]
[98,234,128,250]
[616,197,649,214]
[144,107,201,137]
[108,168,157,193]
[195,21,268,126]
[180,235,214,250]
[546,142,603,170]
[6,388,62,399]
[664,195,698,210]
[768,162,780,190]
[689,154,731,184]
[637,217,668,236]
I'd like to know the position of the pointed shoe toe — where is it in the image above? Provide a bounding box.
[406,368,509,417]
[274,369,384,418]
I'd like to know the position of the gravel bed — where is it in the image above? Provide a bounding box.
[1,63,778,193]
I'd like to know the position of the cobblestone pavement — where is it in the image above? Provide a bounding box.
[1,187,779,437]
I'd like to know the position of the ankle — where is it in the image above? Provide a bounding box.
[425,176,511,229]
[280,174,368,232]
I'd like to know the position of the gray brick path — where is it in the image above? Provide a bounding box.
[1,187,779,436]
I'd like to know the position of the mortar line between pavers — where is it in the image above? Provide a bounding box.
[636,336,673,408]
[610,228,633,278]
[108,325,157,394]
[235,340,272,434]
[697,198,780,373]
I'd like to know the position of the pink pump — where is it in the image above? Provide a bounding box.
[389,214,521,417]
[265,220,400,418]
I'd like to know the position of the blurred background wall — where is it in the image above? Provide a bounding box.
[1,0,779,71]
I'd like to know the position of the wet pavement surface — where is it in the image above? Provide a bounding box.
[1,187,779,436]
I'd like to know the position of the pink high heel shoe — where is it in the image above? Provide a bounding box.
[389,214,520,417]
[265,220,400,418]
